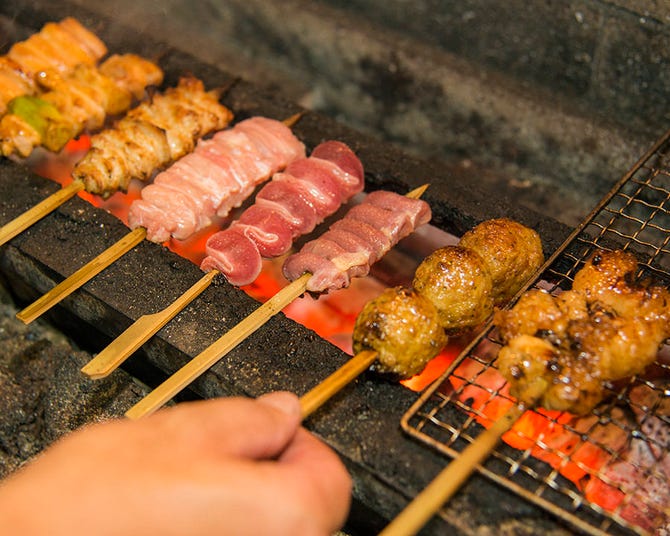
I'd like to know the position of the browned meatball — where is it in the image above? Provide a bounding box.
[497,334,604,414]
[494,288,589,344]
[494,248,670,414]
[352,286,448,379]
[459,218,544,304]
[413,245,494,332]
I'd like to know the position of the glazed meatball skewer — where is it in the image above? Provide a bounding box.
[302,219,544,418]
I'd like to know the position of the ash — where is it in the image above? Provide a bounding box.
[0,282,148,479]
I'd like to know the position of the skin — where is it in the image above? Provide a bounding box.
[0,391,352,536]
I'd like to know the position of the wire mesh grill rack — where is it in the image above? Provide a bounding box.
[401,128,670,536]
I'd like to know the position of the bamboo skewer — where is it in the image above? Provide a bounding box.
[379,404,525,536]
[16,226,147,323]
[125,184,428,420]
[299,350,378,419]
[125,273,311,420]
[81,269,219,379]
[14,113,305,325]
[0,181,84,247]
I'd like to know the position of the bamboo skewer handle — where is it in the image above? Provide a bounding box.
[379,404,525,536]
[300,350,378,419]
[16,227,147,324]
[0,181,84,247]
[125,273,311,420]
[81,270,219,379]
[125,184,428,419]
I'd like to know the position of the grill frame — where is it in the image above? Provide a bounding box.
[401,128,670,536]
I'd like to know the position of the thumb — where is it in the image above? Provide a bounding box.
[146,392,302,460]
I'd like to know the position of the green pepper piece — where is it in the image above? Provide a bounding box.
[7,95,62,140]
[8,95,76,152]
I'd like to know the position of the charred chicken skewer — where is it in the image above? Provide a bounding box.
[124,185,431,419]
[0,76,233,248]
[81,135,362,379]
[16,115,304,324]
[382,248,670,536]
[495,248,670,414]
[1,53,164,158]
[0,17,107,116]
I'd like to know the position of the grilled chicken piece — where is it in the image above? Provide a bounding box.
[1,54,163,157]
[352,286,448,379]
[413,245,494,332]
[459,217,544,304]
[494,249,670,414]
[1,18,107,115]
[73,76,233,198]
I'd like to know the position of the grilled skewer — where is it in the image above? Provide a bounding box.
[81,133,361,378]
[124,185,430,419]
[299,218,544,416]
[380,248,670,536]
[0,76,233,248]
[16,114,304,324]
[1,53,164,158]
[0,17,107,116]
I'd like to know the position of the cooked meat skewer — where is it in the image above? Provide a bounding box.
[495,249,670,414]
[382,249,670,536]
[16,115,304,324]
[298,218,543,417]
[352,218,544,379]
[0,17,107,116]
[124,185,430,419]
[81,136,362,379]
[0,75,233,247]
[1,53,164,157]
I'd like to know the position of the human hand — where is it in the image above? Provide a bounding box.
[0,391,351,536]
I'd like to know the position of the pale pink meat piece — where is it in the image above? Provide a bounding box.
[329,218,391,264]
[235,205,295,257]
[200,141,365,286]
[366,189,432,228]
[255,175,319,233]
[200,227,262,285]
[127,117,305,242]
[283,158,344,218]
[282,191,431,293]
[310,140,364,184]
[282,252,350,291]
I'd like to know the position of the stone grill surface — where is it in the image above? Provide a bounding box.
[0,2,620,535]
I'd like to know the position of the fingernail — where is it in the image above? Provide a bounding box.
[258,391,301,418]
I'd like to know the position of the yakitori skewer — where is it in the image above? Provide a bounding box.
[0,17,107,116]
[291,218,546,533]
[1,53,164,158]
[296,218,545,415]
[81,134,363,378]
[380,248,670,536]
[124,185,431,420]
[16,114,305,324]
[0,75,232,248]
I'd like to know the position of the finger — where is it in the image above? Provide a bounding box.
[274,429,353,532]
[142,392,302,460]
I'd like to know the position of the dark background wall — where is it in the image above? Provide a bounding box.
[18,0,670,225]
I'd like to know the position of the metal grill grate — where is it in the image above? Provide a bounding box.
[401,129,670,536]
